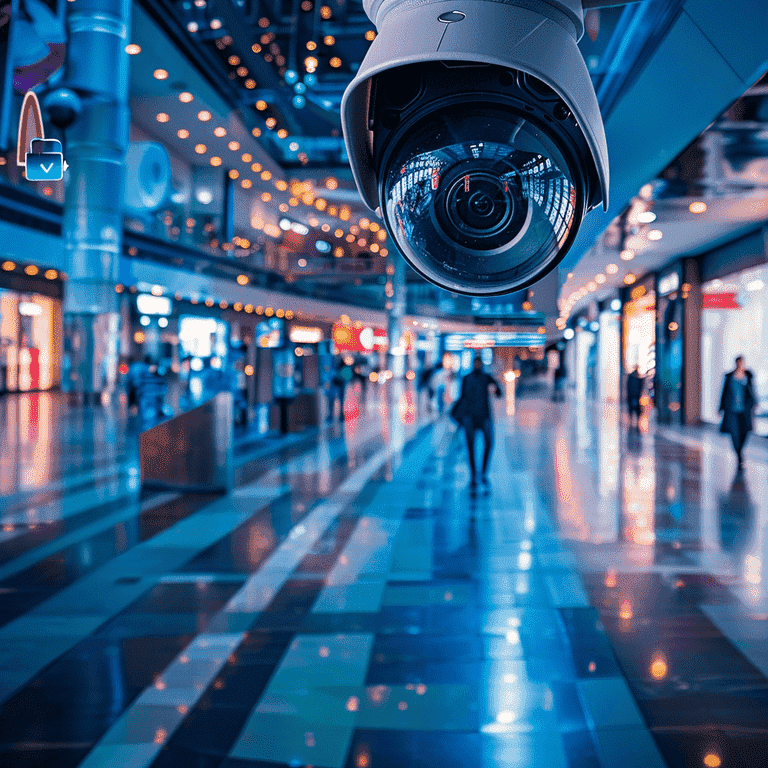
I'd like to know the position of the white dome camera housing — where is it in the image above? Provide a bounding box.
[341,0,609,296]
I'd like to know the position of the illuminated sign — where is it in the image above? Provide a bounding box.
[702,292,740,310]
[289,326,323,344]
[332,323,387,352]
[443,332,546,351]
[136,294,172,315]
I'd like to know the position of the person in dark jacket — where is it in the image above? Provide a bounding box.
[720,355,756,469]
[459,355,502,488]
[626,366,644,428]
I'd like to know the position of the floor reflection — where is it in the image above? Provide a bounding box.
[3,389,768,767]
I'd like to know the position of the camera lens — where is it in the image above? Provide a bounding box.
[436,166,530,251]
[380,102,583,295]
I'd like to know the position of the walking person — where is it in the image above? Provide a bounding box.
[626,366,644,428]
[720,355,756,470]
[454,355,502,489]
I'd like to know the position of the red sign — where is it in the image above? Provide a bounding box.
[332,323,388,352]
[703,292,740,310]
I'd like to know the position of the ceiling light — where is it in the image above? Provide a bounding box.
[595,274,606,284]
[320,5,331,17]
[746,279,764,292]
[187,21,199,32]
[210,18,222,29]
[210,156,222,166]
[125,44,141,55]
[365,29,376,40]
[228,141,240,151]
[620,249,635,261]
[689,201,707,214]
[154,69,168,80]
[195,144,207,154]
[177,129,189,139]
[179,92,193,103]
[330,57,342,68]
[624,274,637,285]
[324,35,335,45]
[229,169,239,179]
[637,210,656,223]
[241,179,252,188]
[237,274,249,285]
[647,229,663,241]
[197,110,211,121]
[606,263,618,274]
[156,113,170,123]
[214,126,227,137]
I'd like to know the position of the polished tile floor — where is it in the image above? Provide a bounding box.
[1,387,768,768]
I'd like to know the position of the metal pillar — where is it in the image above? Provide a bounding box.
[387,256,407,378]
[61,0,131,402]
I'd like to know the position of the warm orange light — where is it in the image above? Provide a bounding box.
[365,29,376,40]
[179,92,194,103]
[604,569,617,588]
[237,274,249,285]
[228,141,240,151]
[210,156,222,166]
[330,57,342,68]
[619,600,633,620]
[689,201,707,214]
[44,269,58,280]
[703,754,721,767]
[24,265,39,276]
[244,365,254,376]
[125,43,141,54]
[134,331,146,344]
[624,274,637,285]
[265,117,277,129]
[265,307,274,316]
[154,69,168,80]
[245,304,254,313]
[229,169,239,179]
[324,35,335,45]
[156,113,170,123]
[620,249,634,261]
[177,129,190,139]
[197,110,212,121]
[241,179,252,189]
[320,4,331,17]
[650,652,668,680]
[195,144,207,154]
[261,170,272,181]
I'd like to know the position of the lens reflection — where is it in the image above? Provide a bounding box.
[382,109,580,295]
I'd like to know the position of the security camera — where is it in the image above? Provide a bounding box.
[42,88,83,130]
[341,0,608,296]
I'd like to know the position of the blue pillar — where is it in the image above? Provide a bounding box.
[61,0,130,400]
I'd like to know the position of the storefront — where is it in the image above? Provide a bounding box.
[702,264,768,435]
[622,276,656,407]
[0,266,63,393]
[598,299,621,402]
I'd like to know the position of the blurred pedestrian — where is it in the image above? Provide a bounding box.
[455,355,502,489]
[627,366,644,428]
[720,355,755,469]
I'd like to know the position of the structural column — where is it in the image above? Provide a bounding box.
[61,0,131,401]
[387,256,407,378]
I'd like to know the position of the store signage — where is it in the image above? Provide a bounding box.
[444,332,546,351]
[18,302,42,316]
[289,326,323,344]
[136,294,172,316]
[332,323,387,353]
[658,271,680,296]
[702,292,740,310]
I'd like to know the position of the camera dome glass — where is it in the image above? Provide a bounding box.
[381,104,582,295]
